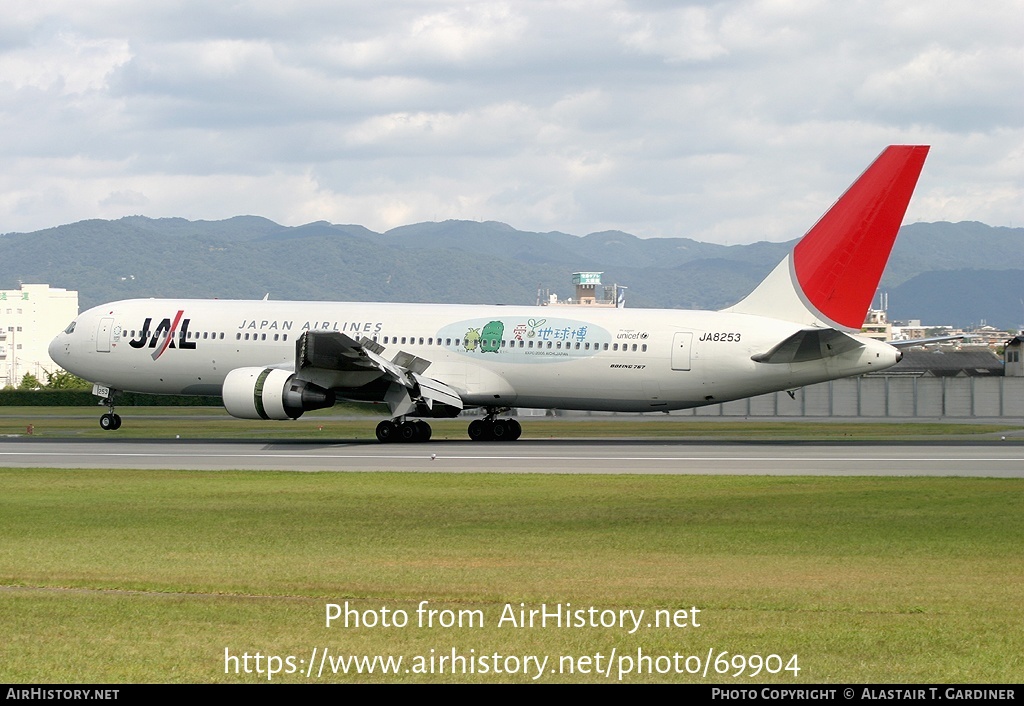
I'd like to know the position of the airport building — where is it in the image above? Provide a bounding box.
[0,284,79,388]
[539,272,626,308]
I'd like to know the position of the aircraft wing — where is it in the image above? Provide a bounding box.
[296,331,463,416]
[751,328,864,364]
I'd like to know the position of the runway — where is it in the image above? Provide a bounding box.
[1,437,1022,476]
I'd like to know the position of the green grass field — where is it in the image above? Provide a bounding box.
[2,468,1022,683]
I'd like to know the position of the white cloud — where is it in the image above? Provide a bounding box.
[331,3,528,69]
[617,6,728,62]
[0,0,1020,240]
[0,33,131,95]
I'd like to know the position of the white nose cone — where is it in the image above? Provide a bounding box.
[48,333,63,367]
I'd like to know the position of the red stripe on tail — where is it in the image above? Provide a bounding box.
[793,145,929,330]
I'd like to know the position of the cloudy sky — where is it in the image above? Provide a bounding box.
[1,1,1021,243]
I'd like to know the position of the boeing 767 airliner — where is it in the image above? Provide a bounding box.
[48,146,929,442]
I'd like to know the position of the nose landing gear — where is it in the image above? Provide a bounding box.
[98,391,122,431]
[99,412,122,430]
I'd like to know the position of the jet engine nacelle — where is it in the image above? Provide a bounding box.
[222,367,335,420]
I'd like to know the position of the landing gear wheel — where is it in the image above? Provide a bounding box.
[98,391,122,431]
[468,416,520,442]
[376,420,397,443]
[468,419,492,442]
[399,422,418,442]
[491,419,510,440]
[414,420,432,442]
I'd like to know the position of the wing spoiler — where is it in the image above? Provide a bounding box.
[296,331,463,415]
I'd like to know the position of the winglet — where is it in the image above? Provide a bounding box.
[726,146,929,330]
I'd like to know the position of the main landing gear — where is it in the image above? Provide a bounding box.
[467,409,522,442]
[374,410,523,443]
[98,392,122,431]
[376,418,432,443]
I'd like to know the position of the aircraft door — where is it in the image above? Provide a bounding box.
[96,317,114,353]
[671,332,692,371]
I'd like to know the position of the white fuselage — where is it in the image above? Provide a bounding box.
[49,298,901,414]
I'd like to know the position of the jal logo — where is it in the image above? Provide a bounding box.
[128,311,197,360]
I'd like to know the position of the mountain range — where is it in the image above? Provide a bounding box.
[1,217,1021,329]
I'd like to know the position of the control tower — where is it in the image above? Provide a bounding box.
[539,272,625,308]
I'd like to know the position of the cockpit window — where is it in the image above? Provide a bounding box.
[64,321,76,334]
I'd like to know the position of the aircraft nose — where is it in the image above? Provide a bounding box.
[48,332,67,365]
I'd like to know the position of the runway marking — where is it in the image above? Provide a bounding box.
[2,451,1022,462]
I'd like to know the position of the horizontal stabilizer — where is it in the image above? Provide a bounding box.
[889,334,964,348]
[752,328,863,364]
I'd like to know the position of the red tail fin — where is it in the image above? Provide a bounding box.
[726,146,929,330]
[793,145,929,329]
